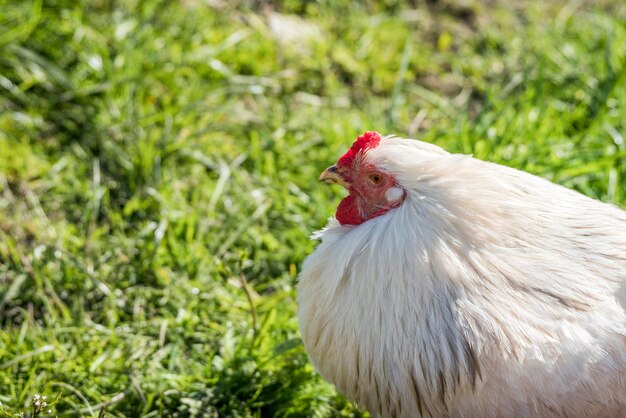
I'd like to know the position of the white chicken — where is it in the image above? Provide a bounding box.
[297,131,626,418]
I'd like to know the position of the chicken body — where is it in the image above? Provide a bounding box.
[297,133,626,418]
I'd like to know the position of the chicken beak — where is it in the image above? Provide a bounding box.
[319,165,350,188]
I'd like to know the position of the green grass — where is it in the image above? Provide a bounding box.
[0,0,625,416]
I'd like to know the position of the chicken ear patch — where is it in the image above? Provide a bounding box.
[338,131,382,168]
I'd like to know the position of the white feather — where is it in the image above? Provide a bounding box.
[297,137,626,418]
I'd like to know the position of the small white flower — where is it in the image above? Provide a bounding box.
[34,394,41,401]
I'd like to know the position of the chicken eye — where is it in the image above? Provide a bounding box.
[369,173,383,185]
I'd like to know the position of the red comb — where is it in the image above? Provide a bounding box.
[337,131,382,168]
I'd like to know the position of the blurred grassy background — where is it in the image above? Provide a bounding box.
[0,0,625,416]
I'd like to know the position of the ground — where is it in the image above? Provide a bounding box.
[0,0,625,416]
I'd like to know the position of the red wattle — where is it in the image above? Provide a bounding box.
[336,194,364,225]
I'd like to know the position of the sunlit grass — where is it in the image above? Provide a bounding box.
[0,0,625,416]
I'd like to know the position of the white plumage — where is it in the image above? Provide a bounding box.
[297,134,626,418]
